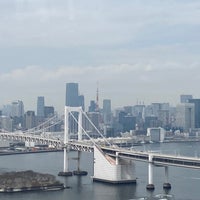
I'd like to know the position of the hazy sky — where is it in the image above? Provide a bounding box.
[0,0,200,113]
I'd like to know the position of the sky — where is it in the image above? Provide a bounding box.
[0,0,200,113]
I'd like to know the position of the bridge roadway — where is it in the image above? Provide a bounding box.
[1,132,200,169]
[69,141,200,169]
[0,132,62,148]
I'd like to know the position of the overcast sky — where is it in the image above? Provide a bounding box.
[0,0,200,113]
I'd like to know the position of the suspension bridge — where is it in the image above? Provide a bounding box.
[1,106,200,190]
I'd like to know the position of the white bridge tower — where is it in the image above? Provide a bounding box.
[58,106,86,176]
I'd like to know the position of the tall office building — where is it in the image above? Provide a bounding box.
[37,96,45,118]
[44,106,54,118]
[0,116,13,132]
[11,100,24,117]
[66,82,85,108]
[24,111,36,130]
[78,95,85,111]
[88,100,96,112]
[175,103,195,131]
[65,83,85,134]
[66,83,79,107]
[103,99,112,125]
[188,99,200,128]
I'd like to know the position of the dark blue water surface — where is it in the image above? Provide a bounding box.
[0,142,200,200]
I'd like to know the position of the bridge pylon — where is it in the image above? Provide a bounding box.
[58,106,87,176]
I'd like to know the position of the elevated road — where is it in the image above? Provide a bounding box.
[1,132,200,169]
[101,146,200,169]
[0,132,62,148]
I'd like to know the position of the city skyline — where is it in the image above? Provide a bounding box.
[0,89,198,115]
[0,1,200,113]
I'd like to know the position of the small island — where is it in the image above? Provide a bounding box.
[0,170,65,192]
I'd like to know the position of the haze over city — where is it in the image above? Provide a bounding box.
[0,0,200,113]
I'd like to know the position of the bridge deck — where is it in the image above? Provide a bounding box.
[101,146,200,169]
[1,133,200,169]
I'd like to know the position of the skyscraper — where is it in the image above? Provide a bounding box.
[24,111,36,130]
[44,106,55,118]
[103,99,112,125]
[11,100,24,117]
[175,103,195,131]
[66,83,79,107]
[88,100,96,112]
[65,83,85,134]
[78,95,85,111]
[188,99,200,128]
[65,83,85,109]
[37,96,45,118]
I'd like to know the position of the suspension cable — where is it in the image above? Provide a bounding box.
[69,109,111,146]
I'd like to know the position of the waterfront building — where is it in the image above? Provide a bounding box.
[188,99,200,128]
[175,103,195,131]
[147,127,165,142]
[144,116,159,128]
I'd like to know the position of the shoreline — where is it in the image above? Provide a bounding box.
[0,149,62,156]
[0,170,68,193]
[0,139,199,156]
[0,183,67,193]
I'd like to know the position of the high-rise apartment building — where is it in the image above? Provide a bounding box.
[37,96,45,118]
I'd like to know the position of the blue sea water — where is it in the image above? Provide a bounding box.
[0,142,199,200]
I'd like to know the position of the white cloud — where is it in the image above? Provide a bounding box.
[0,1,200,112]
[0,62,199,113]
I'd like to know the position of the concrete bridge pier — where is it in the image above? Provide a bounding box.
[73,151,88,176]
[163,166,171,189]
[73,108,88,176]
[146,154,155,190]
[58,145,72,176]
[58,106,72,176]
